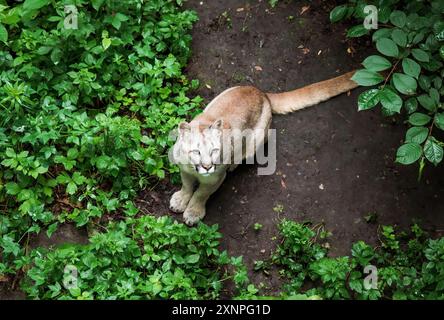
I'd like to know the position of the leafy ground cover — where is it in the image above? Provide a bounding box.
[331,0,444,176]
[1,0,444,300]
[0,0,201,286]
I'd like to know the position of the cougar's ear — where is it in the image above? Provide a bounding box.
[178,122,191,138]
[210,119,223,130]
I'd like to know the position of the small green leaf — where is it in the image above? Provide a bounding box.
[362,55,392,72]
[92,0,105,10]
[411,49,429,62]
[186,254,200,264]
[379,88,402,113]
[102,38,112,50]
[391,29,407,47]
[47,222,59,238]
[37,46,52,55]
[347,25,369,38]
[358,89,380,111]
[393,73,417,95]
[418,75,431,91]
[351,69,384,86]
[408,113,431,126]
[5,182,20,195]
[0,23,8,44]
[417,94,436,112]
[376,38,399,57]
[396,143,422,165]
[330,5,349,23]
[402,58,421,79]
[435,113,444,131]
[390,10,407,28]
[404,97,418,114]
[405,127,428,144]
[372,28,392,42]
[66,182,77,195]
[424,139,443,166]
[23,0,50,11]
[429,88,440,105]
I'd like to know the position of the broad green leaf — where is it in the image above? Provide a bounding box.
[421,59,443,72]
[402,58,421,78]
[372,28,392,42]
[1,7,21,25]
[379,88,402,113]
[424,139,443,166]
[37,46,52,55]
[435,23,444,41]
[186,254,200,264]
[351,69,384,86]
[0,236,21,256]
[418,75,431,90]
[396,143,422,165]
[405,127,428,144]
[5,182,20,195]
[358,89,380,111]
[362,55,392,72]
[347,25,369,38]
[411,48,429,62]
[66,182,77,195]
[429,88,440,105]
[50,48,62,65]
[434,113,444,131]
[96,155,110,169]
[92,0,105,10]
[390,10,406,28]
[408,113,431,126]
[417,94,436,111]
[23,0,50,11]
[378,6,391,23]
[330,5,348,23]
[102,38,111,50]
[376,38,399,57]
[412,32,425,45]
[404,97,418,114]
[0,23,7,44]
[393,73,417,95]
[433,77,442,90]
[47,222,59,238]
[391,29,407,47]
[5,148,15,158]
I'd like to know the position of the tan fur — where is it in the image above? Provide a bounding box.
[171,71,357,225]
[267,71,358,114]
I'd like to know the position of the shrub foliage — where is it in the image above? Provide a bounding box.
[331,0,444,175]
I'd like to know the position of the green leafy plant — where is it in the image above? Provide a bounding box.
[22,216,250,299]
[331,0,444,176]
[253,223,263,231]
[265,219,444,300]
[0,0,202,286]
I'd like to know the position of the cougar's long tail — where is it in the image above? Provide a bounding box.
[267,71,358,114]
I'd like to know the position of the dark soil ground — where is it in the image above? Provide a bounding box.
[3,0,444,299]
[174,0,444,294]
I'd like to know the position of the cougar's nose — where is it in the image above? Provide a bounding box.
[201,164,212,170]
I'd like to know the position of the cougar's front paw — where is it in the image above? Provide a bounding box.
[183,204,206,226]
[169,191,192,213]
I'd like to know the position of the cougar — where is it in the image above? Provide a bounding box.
[170,71,358,225]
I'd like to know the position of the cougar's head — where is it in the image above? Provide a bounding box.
[176,119,224,176]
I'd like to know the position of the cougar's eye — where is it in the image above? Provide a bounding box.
[190,150,200,155]
[211,149,220,155]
